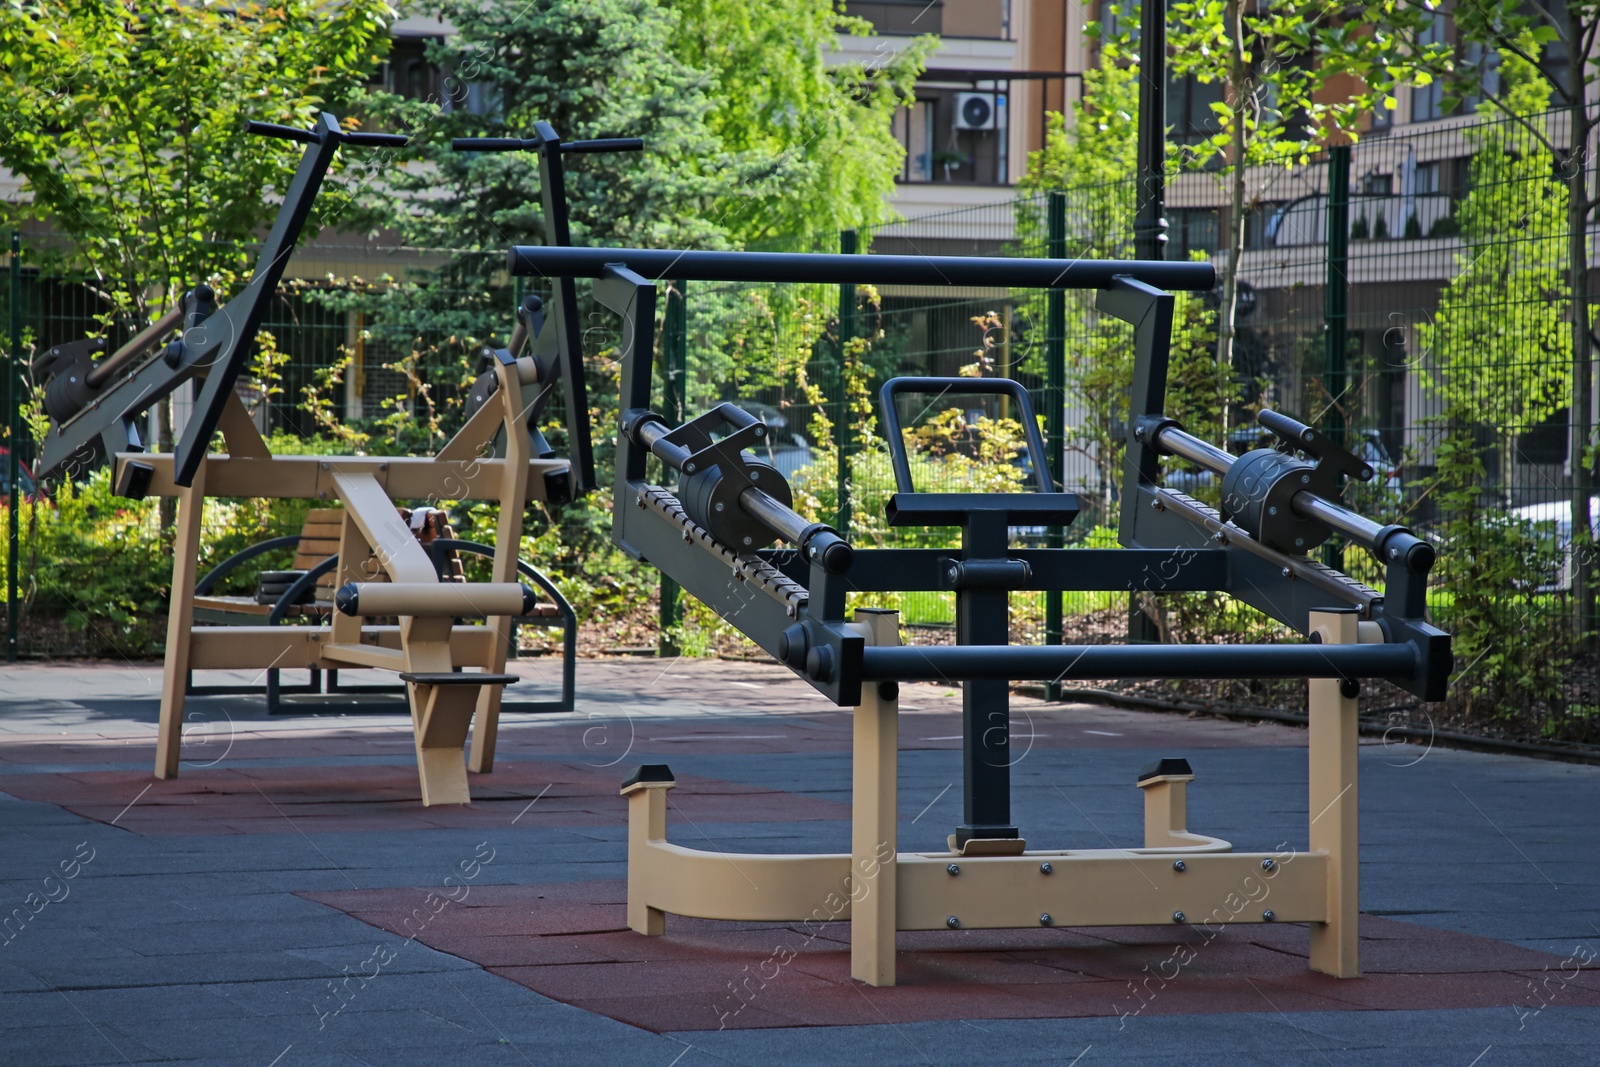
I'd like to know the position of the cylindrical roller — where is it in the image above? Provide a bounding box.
[335,582,537,618]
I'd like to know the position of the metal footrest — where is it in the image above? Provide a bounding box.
[398,672,521,686]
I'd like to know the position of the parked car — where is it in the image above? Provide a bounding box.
[1508,496,1600,593]
[0,447,42,503]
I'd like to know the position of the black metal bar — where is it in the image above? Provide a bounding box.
[1324,145,1351,451]
[6,232,18,663]
[659,279,686,657]
[1044,191,1067,699]
[957,510,1018,843]
[837,229,857,538]
[1134,0,1168,260]
[860,642,1419,682]
[508,246,1215,291]
[84,302,185,388]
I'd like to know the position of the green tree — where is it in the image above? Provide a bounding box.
[0,0,394,458]
[1093,1,1444,434]
[357,0,729,254]
[0,0,393,320]
[665,0,932,247]
[1442,1,1600,640]
[1420,44,1568,510]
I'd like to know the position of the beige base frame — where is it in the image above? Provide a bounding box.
[622,609,1376,985]
[142,354,563,805]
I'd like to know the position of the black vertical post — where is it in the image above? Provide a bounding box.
[1323,146,1351,569]
[659,280,687,656]
[1324,146,1351,446]
[836,229,858,539]
[957,511,1019,846]
[1133,0,1168,261]
[1044,193,1067,700]
[1130,0,1167,643]
[7,232,20,663]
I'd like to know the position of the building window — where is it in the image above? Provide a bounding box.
[1171,208,1219,256]
[1168,74,1225,148]
[894,100,937,182]
[893,89,1010,185]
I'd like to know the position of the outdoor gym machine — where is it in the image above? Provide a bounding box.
[30,115,629,804]
[508,242,1450,982]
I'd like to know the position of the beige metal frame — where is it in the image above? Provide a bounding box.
[137,356,568,805]
[622,608,1375,984]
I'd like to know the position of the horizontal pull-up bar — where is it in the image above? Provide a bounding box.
[507,246,1217,291]
[859,641,1417,682]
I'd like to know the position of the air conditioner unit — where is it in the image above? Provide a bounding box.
[954,92,996,131]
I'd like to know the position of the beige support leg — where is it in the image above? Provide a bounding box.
[470,360,532,774]
[849,609,900,987]
[1138,765,1196,848]
[155,460,207,779]
[622,775,676,935]
[411,682,478,807]
[1308,608,1362,977]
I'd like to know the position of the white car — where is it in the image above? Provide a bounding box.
[1509,497,1600,592]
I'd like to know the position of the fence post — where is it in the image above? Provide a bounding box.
[1045,194,1067,700]
[1323,146,1351,569]
[1130,34,1167,642]
[658,279,687,657]
[837,229,858,539]
[7,232,20,663]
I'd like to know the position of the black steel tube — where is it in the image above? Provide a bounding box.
[737,488,854,572]
[1153,424,1233,476]
[85,303,185,389]
[344,132,408,148]
[245,120,317,143]
[860,642,1418,682]
[564,137,644,154]
[508,246,1217,291]
[738,485,808,543]
[1291,493,1386,545]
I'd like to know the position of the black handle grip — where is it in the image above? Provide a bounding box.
[564,137,644,154]
[345,132,408,148]
[1257,409,1315,447]
[245,120,317,144]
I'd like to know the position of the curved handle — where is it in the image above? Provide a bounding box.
[878,376,1055,495]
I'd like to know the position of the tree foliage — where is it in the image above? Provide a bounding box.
[357,0,928,255]
[666,0,932,246]
[0,0,395,318]
[1092,1,1445,414]
[1419,43,1569,506]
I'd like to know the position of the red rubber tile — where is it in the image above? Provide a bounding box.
[307,878,1599,1031]
[0,758,848,836]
